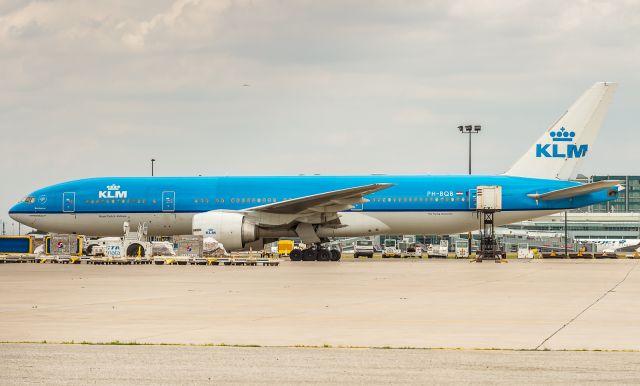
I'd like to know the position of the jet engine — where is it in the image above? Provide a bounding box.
[192,211,258,251]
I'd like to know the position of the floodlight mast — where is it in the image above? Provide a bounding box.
[457,124,482,258]
[457,125,482,175]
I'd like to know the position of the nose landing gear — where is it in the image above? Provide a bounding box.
[290,244,341,262]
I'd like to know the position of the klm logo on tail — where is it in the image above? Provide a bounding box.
[535,127,588,158]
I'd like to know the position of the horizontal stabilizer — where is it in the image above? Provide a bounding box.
[527,180,623,201]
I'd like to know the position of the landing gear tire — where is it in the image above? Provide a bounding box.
[330,249,341,261]
[290,249,302,261]
[302,248,317,261]
[354,253,359,259]
[86,244,97,256]
[317,248,331,261]
[126,243,145,257]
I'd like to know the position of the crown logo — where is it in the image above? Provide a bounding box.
[549,127,575,142]
[107,184,121,191]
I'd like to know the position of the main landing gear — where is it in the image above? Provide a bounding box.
[289,245,341,262]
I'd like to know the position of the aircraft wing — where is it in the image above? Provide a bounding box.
[527,180,624,201]
[246,183,394,215]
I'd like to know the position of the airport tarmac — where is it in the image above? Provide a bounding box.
[0,259,639,350]
[2,343,640,385]
[2,259,640,384]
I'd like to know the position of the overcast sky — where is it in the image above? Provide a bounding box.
[1,0,639,232]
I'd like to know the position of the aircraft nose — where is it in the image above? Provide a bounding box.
[8,203,21,221]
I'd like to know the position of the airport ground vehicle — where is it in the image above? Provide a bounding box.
[427,240,449,258]
[382,239,401,258]
[354,239,374,258]
[399,241,423,258]
[85,237,120,256]
[277,240,294,257]
[85,222,152,259]
[455,241,470,258]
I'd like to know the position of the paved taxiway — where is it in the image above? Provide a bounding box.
[2,344,640,385]
[0,259,639,350]
[2,259,640,384]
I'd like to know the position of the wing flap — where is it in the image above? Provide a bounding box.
[527,180,623,201]
[246,183,393,214]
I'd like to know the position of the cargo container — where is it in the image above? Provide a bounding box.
[0,236,33,254]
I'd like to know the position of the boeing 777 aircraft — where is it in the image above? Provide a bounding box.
[9,82,622,260]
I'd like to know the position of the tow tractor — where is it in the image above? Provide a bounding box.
[382,239,401,258]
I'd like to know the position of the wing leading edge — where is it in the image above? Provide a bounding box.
[245,183,394,215]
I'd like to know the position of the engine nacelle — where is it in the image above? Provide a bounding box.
[192,211,258,251]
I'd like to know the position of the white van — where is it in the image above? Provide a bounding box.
[354,239,374,258]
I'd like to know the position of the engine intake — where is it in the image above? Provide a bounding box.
[192,211,258,251]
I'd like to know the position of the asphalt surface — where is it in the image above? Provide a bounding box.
[2,343,640,385]
[1,259,640,384]
[1,259,639,350]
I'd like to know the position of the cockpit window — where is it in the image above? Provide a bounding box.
[23,196,35,204]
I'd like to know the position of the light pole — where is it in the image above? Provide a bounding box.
[564,210,568,258]
[151,159,156,177]
[458,124,482,257]
[457,125,481,174]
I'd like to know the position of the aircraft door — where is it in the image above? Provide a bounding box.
[63,192,75,213]
[162,191,175,212]
[468,189,477,210]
